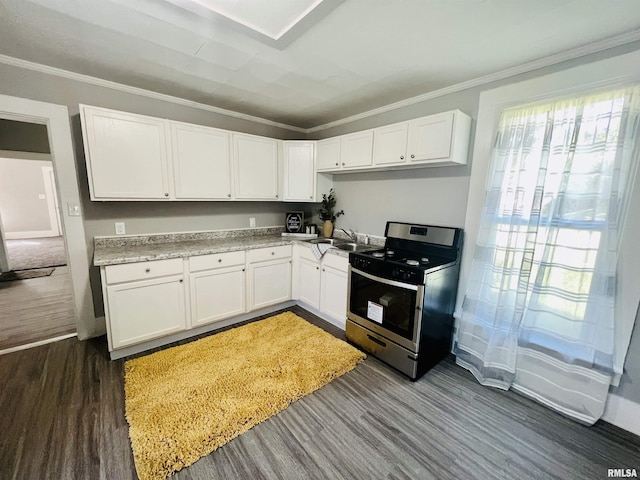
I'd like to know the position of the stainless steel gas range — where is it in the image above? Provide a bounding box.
[346,222,463,380]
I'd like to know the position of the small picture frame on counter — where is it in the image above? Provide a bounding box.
[285,211,304,233]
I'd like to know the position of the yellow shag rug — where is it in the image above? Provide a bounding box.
[124,311,366,480]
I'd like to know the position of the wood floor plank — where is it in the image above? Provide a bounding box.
[0,305,638,480]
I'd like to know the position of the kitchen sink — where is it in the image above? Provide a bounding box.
[307,238,345,245]
[335,242,371,252]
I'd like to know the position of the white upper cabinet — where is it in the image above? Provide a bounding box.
[340,130,373,169]
[406,110,471,165]
[171,122,232,200]
[80,105,171,200]
[283,141,315,202]
[316,137,341,171]
[233,133,279,200]
[373,122,409,166]
[407,112,454,162]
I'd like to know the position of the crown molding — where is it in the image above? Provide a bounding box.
[0,54,306,134]
[2,28,640,136]
[306,29,640,133]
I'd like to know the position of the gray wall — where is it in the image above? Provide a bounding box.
[0,157,53,234]
[0,119,50,153]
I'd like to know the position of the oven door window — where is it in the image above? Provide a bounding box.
[350,271,417,340]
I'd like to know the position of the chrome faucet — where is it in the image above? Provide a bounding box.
[339,228,358,242]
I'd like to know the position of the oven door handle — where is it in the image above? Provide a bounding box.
[350,268,419,291]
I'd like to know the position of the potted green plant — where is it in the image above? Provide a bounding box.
[318,189,344,238]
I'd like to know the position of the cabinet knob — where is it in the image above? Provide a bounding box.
[309,196,313,199]
[145,268,150,273]
[271,252,275,255]
[179,279,183,283]
[164,193,169,197]
[275,194,278,198]
[335,162,339,166]
[316,266,319,270]
[400,156,405,160]
[227,194,231,197]
[218,258,222,263]
[342,162,345,166]
[242,268,245,272]
[411,154,415,159]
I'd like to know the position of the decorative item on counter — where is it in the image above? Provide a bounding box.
[284,211,304,233]
[318,189,344,238]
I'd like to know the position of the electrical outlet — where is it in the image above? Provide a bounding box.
[249,217,256,228]
[67,203,81,217]
[115,222,126,235]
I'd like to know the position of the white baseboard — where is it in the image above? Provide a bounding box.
[5,230,58,239]
[602,394,640,436]
[0,333,77,356]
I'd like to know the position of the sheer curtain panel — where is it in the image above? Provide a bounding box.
[454,86,640,424]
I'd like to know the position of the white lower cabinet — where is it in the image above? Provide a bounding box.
[101,243,349,356]
[298,256,321,309]
[189,251,246,327]
[104,258,187,350]
[248,245,292,310]
[296,246,349,326]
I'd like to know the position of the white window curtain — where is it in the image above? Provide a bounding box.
[454,86,640,424]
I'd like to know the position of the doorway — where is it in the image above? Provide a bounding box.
[0,94,97,353]
[0,120,76,350]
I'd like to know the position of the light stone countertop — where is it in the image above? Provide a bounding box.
[93,229,356,267]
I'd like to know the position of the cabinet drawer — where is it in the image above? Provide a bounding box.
[189,250,246,272]
[249,245,292,263]
[323,253,348,272]
[105,258,183,284]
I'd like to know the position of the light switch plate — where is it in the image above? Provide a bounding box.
[249,217,256,227]
[115,222,126,235]
[67,203,81,216]
[38,193,46,200]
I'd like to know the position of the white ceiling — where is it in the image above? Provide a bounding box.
[2,0,640,130]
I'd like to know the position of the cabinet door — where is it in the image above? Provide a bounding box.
[298,257,321,309]
[190,266,245,327]
[107,275,186,349]
[233,133,279,200]
[283,142,315,202]
[406,112,454,162]
[340,130,373,169]
[316,137,341,171]
[80,106,170,200]
[373,122,408,166]
[172,122,232,199]
[320,266,348,328]
[249,259,291,310]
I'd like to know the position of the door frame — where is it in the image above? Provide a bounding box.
[0,94,97,339]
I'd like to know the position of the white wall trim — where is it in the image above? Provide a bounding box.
[602,394,640,437]
[2,30,640,135]
[0,54,306,134]
[0,333,77,356]
[4,230,58,240]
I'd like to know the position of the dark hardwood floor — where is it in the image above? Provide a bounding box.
[1,306,638,479]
